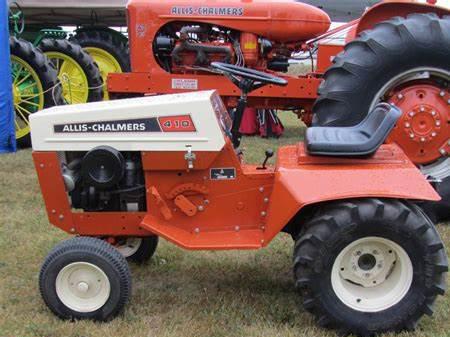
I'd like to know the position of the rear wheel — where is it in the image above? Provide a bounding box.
[115,236,159,263]
[70,30,130,100]
[39,39,103,104]
[294,198,448,336]
[10,37,62,148]
[313,13,450,221]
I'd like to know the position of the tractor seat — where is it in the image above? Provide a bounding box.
[305,103,402,157]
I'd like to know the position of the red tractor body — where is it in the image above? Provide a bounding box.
[108,0,449,169]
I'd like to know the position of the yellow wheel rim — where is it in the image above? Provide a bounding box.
[45,51,89,104]
[10,55,44,140]
[84,47,123,100]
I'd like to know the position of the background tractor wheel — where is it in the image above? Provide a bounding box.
[293,198,448,336]
[39,39,103,104]
[70,30,130,100]
[10,37,63,148]
[39,237,131,321]
[115,236,159,263]
[312,14,450,222]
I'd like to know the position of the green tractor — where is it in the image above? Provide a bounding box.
[8,3,106,146]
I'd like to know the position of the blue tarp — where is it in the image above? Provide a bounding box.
[0,0,15,153]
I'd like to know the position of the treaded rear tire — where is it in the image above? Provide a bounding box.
[10,37,63,148]
[70,30,130,72]
[39,236,131,321]
[312,13,450,126]
[39,38,103,103]
[293,198,448,336]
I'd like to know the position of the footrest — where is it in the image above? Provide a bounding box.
[140,215,264,250]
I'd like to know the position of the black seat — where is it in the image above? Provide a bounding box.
[305,103,402,157]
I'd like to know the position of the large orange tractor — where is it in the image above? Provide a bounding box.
[108,0,450,221]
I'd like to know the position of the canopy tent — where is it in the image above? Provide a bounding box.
[0,0,15,153]
[8,0,381,26]
[7,0,128,26]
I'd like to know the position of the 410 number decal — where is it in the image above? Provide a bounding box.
[158,115,196,132]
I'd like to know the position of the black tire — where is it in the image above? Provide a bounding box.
[39,38,103,103]
[10,37,63,148]
[312,13,450,227]
[312,13,450,126]
[116,236,159,264]
[420,177,450,223]
[293,198,448,336]
[39,237,131,321]
[70,30,130,72]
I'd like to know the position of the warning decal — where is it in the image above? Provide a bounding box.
[210,168,236,180]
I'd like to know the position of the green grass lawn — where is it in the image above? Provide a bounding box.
[0,113,449,337]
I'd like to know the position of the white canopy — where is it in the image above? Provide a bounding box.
[8,0,128,26]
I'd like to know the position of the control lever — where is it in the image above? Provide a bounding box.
[257,149,274,170]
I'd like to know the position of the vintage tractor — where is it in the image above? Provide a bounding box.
[31,63,447,336]
[8,2,103,146]
[107,0,450,221]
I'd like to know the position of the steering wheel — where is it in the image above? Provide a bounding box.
[211,62,288,90]
[210,63,287,149]
[9,2,25,36]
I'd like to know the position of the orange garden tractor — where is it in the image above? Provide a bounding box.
[31,61,447,335]
[107,0,450,222]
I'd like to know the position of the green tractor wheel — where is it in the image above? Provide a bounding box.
[70,30,130,100]
[10,37,63,148]
[39,39,103,104]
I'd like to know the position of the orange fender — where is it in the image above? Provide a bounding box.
[263,144,440,244]
[346,0,449,42]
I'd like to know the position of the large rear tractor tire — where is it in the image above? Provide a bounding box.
[312,14,450,222]
[39,38,103,104]
[10,37,63,148]
[39,237,131,321]
[294,198,448,336]
[70,30,130,100]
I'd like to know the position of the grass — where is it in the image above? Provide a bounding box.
[0,114,449,337]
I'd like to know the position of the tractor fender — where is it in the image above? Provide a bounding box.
[263,144,440,243]
[74,26,128,44]
[346,1,449,41]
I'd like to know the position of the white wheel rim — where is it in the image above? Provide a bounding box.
[331,236,413,312]
[115,237,142,258]
[56,262,111,313]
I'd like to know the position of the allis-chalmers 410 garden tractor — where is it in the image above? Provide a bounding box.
[32,61,447,335]
[29,0,449,336]
[108,0,450,222]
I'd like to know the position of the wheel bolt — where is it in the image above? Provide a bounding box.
[405,122,410,128]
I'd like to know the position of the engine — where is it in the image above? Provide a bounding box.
[128,0,331,75]
[62,147,146,212]
[154,23,290,74]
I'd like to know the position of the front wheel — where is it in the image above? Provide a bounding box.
[39,237,131,321]
[294,198,448,336]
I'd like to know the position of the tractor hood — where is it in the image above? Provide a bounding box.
[128,0,331,42]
